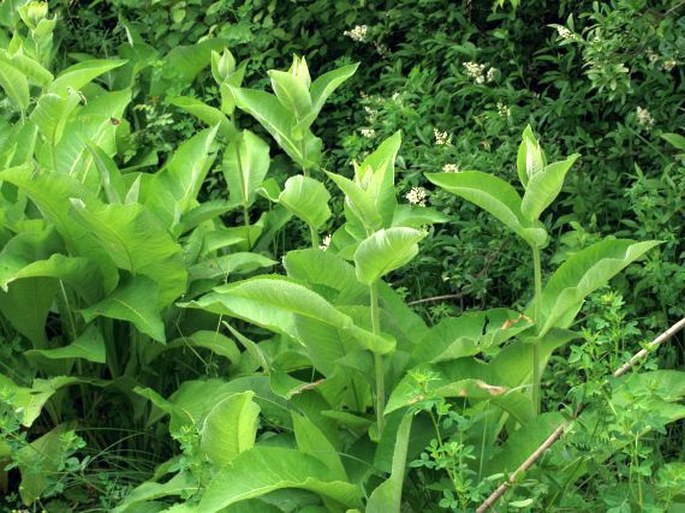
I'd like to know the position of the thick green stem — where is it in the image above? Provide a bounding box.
[243,206,252,248]
[309,224,319,249]
[370,281,385,435]
[532,246,543,415]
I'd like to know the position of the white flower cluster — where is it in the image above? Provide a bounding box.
[364,105,378,122]
[496,101,511,118]
[433,128,452,146]
[636,106,655,130]
[463,61,498,84]
[360,127,375,138]
[442,163,460,173]
[319,234,332,251]
[663,58,677,71]
[406,187,428,206]
[555,26,576,41]
[344,25,368,42]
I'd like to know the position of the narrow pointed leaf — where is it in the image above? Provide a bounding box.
[366,413,413,513]
[326,171,382,230]
[170,96,238,140]
[0,58,29,110]
[293,412,347,481]
[268,69,314,127]
[426,171,548,247]
[85,140,126,204]
[354,227,425,285]
[310,63,359,114]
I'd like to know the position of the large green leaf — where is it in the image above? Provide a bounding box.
[222,129,270,209]
[81,275,166,342]
[0,48,53,86]
[198,446,361,512]
[52,89,131,186]
[201,391,260,467]
[111,471,198,513]
[0,166,120,294]
[85,140,127,204]
[49,59,126,95]
[520,154,579,221]
[278,175,331,229]
[366,413,413,513]
[357,131,401,228]
[535,239,660,334]
[0,277,57,347]
[0,55,29,110]
[325,171,382,231]
[145,126,219,231]
[293,412,347,481]
[70,200,187,306]
[30,90,81,149]
[25,323,106,363]
[268,69,314,131]
[426,171,548,247]
[309,63,359,116]
[230,86,321,169]
[354,227,425,285]
[169,96,238,140]
[516,125,544,188]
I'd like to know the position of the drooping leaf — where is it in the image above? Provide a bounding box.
[164,330,241,365]
[278,175,331,229]
[179,199,234,233]
[30,90,81,149]
[354,227,425,285]
[0,277,57,347]
[222,130,270,209]
[111,471,198,513]
[535,239,660,334]
[169,96,238,140]
[426,170,548,247]
[201,392,260,467]
[0,56,29,110]
[198,446,361,512]
[49,59,126,95]
[81,275,166,343]
[0,48,53,86]
[366,413,413,513]
[25,323,106,363]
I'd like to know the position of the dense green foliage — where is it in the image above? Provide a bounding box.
[0,0,684,512]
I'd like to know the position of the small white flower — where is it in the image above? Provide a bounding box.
[360,127,375,138]
[636,106,655,130]
[433,128,452,146]
[319,234,332,251]
[463,61,486,84]
[663,58,677,71]
[486,67,498,83]
[406,187,427,206]
[364,105,378,122]
[343,25,368,42]
[647,51,659,65]
[391,92,400,102]
[496,101,511,118]
[442,163,460,173]
[555,26,574,41]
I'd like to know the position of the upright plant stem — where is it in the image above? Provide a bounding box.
[532,245,543,416]
[370,281,385,435]
[309,224,319,249]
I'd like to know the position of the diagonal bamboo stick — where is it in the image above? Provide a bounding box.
[476,316,685,513]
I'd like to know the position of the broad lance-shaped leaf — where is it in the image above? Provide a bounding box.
[366,413,413,513]
[516,124,544,187]
[325,171,382,231]
[0,55,30,111]
[293,412,347,481]
[183,275,394,354]
[521,154,579,222]
[354,227,425,285]
[229,86,322,169]
[278,175,331,229]
[533,239,660,335]
[25,324,106,364]
[198,446,362,512]
[222,130,270,209]
[359,131,402,228]
[85,140,127,204]
[201,392,260,467]
[81,275,166,343]
[49,59,126,95]
[0,49,53,86]
[170,96,238,140]
[309,62,359,117]
[70,200,186,306]
[268,69,314,133]
[0,277,57,347]
[145,126,219,231]
[426,171,548,248]
[31,90,81,149]
[111,471,198,513]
